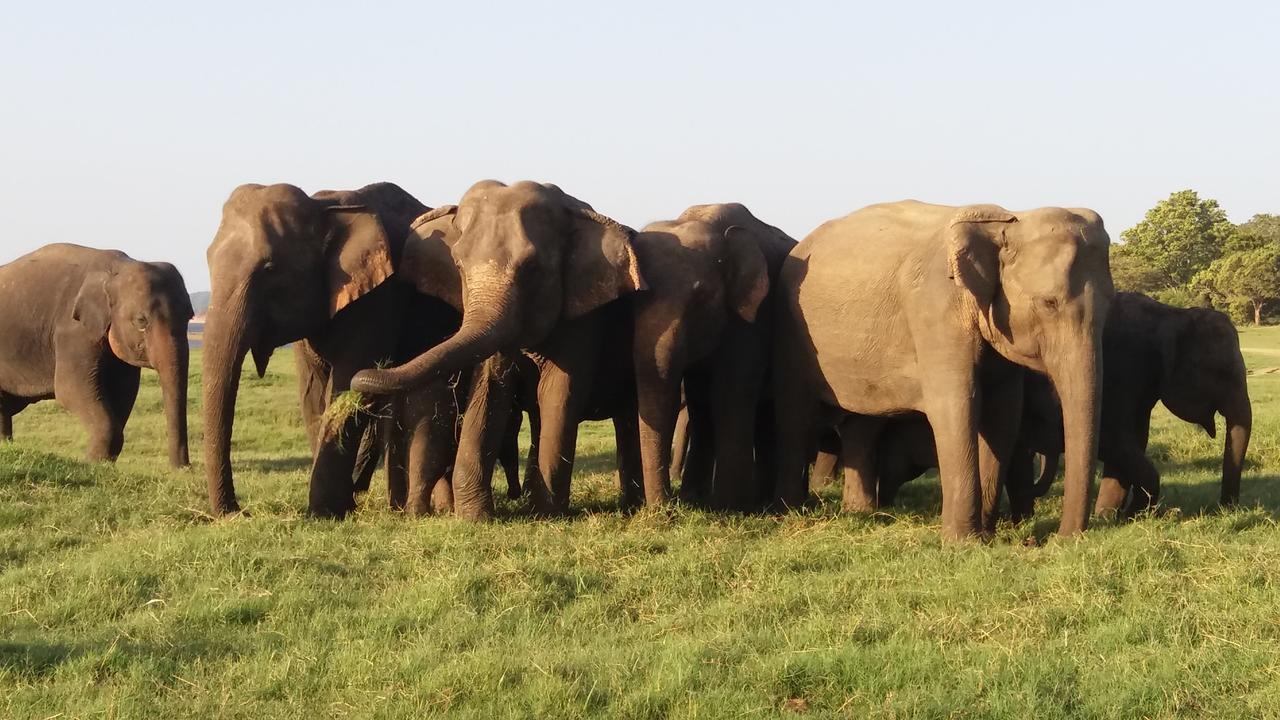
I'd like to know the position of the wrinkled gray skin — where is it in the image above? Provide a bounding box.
[203,182,429,517]
[0,244,192,466]
[855,294,1251,520]
[773,201,1113,540]
[351,181,647,520]
[631,204,796,511]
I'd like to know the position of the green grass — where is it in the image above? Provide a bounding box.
[5,337,1280,719]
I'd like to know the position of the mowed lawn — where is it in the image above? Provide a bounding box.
[4,330,1280,719]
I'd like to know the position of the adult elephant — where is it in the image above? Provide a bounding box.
[203,182,431,516]
[631,203,794,511]
[773,201,1114,540]
[351,181,647,520]
[0,244,192,465]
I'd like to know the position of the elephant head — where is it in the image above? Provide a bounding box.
[351,180,646,395]
[677,202,798,275]
[202,183,399,514]
[947,205,1114,534]
[1153,301,1251,504]
[73,261,194,467]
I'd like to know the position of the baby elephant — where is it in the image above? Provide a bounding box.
[0,244,193,466]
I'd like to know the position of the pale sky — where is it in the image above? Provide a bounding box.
[2,1,1276,291]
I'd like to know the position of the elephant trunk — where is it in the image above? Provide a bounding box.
[201,287,252,514]
[351,306,512,397]
[1220,388,1252,505]
[1047,336,1102,536]
[149,325,190,468]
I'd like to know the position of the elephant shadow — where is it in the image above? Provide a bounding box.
[239,456,314,474]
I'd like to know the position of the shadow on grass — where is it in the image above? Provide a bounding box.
[0,447,107,489]
[239,456,314,474]
[0,634,243,679]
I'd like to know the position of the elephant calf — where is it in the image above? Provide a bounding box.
[0,244,193,465]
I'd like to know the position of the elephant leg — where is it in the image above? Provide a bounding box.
[55,352,125,462]
[294,341,331,454]
[0,397,11,441]
[838,414,885,513]
[449,357,515,521]
[677,376,713,505]
[811,428,842,489]
[615,411,645,511]
[499,407,523,500]
[384,394,408,509]
[531,364,594,516]
[772,324,816,510]
[1004,440,1038,523]
[752,397,777,510]
[523,406,541,499]
[670,401,690,481]
[1119,453,1161,518]
[99,361,141,459]
[708,356,763,512]
[977,367,1024,534]
[925,392,981,541]
[634,336,684,509]
[1125,414,1160,516]
[404,385,457,516]
[1094,464,1130,518]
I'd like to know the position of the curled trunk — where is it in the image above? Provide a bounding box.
[351,312,509,396]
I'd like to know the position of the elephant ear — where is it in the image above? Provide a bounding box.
[946,205,1018,307]
[401,206,463,311]
[1157,310,1220,436]
[563,207,647,319]
[323,205,395,317]
[722,225,771,322]
[71,270,114,340]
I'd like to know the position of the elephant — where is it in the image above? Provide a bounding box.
[0,243,192,466]
[630,203,795,511]
[202,181,443,517]
[772,201,1114,540]
[862,293,1252,521]
[351,181,648,520]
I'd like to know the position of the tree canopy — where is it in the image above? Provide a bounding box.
[1114,196,1277,325]
[1118,190,1236,290]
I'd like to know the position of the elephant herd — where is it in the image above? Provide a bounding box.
[0,180,1252,541]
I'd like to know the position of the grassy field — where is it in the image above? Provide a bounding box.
[4,331,1280,719]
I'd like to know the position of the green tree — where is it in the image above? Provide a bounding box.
[1108,245,1165,293]
[1120,190,1237,289]
[1194,244,1280,326]
[1230,213,1280,252]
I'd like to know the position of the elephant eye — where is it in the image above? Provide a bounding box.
[134,314,150,330]
[1036,297,1060,314]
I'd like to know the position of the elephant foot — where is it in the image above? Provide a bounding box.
[212,501,248,518]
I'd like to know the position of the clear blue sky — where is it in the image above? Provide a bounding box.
[2,1,1276,291]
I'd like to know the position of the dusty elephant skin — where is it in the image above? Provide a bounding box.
[0,243,192,466]
[772,201,1114,540]
[202,182,436,517]
[351,181,647,520]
